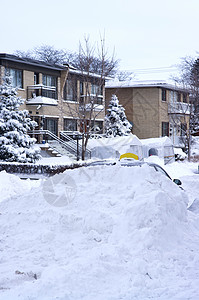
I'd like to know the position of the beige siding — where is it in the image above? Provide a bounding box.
[0,57,105,135]
[132,87,160,139]
[159,89,169,136]
[106,87,161,139]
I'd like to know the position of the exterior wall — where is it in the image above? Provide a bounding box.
[61,73,105,133]
[0,57,105,136]
[106,86,190,144]
[18,70,35,110]
[168,90,190,146]
[105,87,161,139]
[132,87,160,139]
[159,88,169,137]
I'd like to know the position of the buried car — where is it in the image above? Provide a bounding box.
[120,160,182,186]
[88,159,182,187]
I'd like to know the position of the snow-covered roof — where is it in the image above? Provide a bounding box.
[141,136,173,147]
[68,68,107,79]
[0,53,65,71]
[106,79,188,92]
[0,53,105,80]
[88,134,142,154]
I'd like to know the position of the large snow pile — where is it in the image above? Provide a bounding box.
[0,171,34,201]
[0,164,199,299]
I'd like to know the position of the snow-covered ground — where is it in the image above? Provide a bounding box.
[1,158,199,299]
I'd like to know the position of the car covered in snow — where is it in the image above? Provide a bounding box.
[120,160,182,186]
[87,160,182,186]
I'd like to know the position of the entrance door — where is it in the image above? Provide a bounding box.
[44,118,58,136]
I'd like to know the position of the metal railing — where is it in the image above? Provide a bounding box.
[27,85,57,100]
[80,94,103,105]
[29,130,78,159]
[60,131,91,159]
[168,102,191,114]
[29,130,91,160]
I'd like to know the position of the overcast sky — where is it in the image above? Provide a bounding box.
[1,0,199,81]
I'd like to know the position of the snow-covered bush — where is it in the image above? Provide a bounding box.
[105,94,132,137]
[0,75,40,163]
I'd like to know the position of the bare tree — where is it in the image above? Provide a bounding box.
[172,56,199,160]
[14,50,33,59]
[15,45,70,65]
[116,70,135,81]
[14,44,119,76]
[64,36,118,160]
[167,92,191,159]
[33,45,69,64]
[14,40,119,160]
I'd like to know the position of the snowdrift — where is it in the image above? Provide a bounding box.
[0,171,33,201]
[0,165,199,300]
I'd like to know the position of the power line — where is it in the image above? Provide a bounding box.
[121,65,179,74]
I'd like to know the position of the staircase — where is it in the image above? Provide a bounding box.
[60,131,91,160]
[29,130,91,160]
[40,144,62,157]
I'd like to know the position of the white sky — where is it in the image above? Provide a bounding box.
[1,0,199,81]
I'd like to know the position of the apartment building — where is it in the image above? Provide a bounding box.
[0,53,105,138]
[105,80,190,146]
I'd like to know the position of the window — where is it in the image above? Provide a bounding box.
[6,68,23,88]
[42,74,57,87]
[154,165,170,178]
[91,120,103,133]
[183,93,187,103]
[64,119,77,131]
[91,83,102,95]
[177,92,181,102]
[43,118,58,136]
[80,81,84,95]
[42,74,57,99]
[161,89,167,101]
[64,79,77,101]
[34,73,39,85]
[162,122,169,137]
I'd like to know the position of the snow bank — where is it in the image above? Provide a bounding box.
[35,155,73,166]
[0,171,34,201]
[0,164,199,299]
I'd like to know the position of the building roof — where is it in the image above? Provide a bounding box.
[0,53,67,71]
[105,79,188,92]
[0,53,105,79]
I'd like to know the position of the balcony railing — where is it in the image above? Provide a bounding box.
[27,84,57,100]
[26,84,58,106]
[80,94,103,105]
[168,102,192,115]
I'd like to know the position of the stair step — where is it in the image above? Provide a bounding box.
[40,140,78,160]
[52,150,59,154]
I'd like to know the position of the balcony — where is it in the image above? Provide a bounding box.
[80,94,103,105]
[168,102,191,115]
[79,94,104,112]
[26,85,58,106]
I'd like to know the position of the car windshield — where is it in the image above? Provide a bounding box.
[150,164,171,179]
